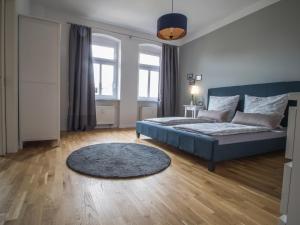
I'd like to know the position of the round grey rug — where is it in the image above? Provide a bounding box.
[66,143,171,178]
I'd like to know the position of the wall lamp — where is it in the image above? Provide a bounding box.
[187,73,202,85]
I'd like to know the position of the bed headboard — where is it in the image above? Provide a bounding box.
[207,81,300,127]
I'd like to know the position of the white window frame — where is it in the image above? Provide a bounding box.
[138,50,161,101]
[92,34,119,100]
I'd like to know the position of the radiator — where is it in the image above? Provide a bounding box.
[96,106,115,125]
[140,106,157,120]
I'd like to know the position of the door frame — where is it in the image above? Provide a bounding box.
[0,0,7,156]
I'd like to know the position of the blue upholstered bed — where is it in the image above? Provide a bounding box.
[136,81,300,171]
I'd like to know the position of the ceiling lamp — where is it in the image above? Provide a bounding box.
[157,0,187,40]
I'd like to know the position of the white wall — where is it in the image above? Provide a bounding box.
[118,38,139,128]
[16,0,31,14]
[30,5,164,130]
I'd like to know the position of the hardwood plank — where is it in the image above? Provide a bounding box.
[0,129,284,225]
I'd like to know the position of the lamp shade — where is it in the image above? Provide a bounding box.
[157,13,187,40]
[190,85,200,95]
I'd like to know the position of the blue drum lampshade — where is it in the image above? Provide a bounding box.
[157,13,187,40]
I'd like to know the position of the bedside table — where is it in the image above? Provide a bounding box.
[184,105,205,118]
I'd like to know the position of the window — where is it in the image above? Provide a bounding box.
[138,45,161,100]
[92,34,119,99]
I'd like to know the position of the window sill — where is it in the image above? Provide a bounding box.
[138,98,159,103]
[96,97,120,101]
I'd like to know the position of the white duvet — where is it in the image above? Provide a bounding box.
[173,123,271,136]
[144,117,214,126]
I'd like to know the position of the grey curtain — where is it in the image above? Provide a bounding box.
[68,24,96,131]
[158,44,179,117]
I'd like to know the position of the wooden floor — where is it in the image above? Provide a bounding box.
[0,129,284,225]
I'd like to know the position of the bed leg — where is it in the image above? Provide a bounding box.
[208,161,216,172]
[136,132,140,139]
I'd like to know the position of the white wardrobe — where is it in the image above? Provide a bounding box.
[19,16,61,147]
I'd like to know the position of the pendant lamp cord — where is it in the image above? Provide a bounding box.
[171,0,174,12]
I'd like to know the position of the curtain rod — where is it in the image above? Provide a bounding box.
[66,22,163,44]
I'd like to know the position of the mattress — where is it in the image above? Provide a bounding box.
[144,117,214,126]
[215,129,286,145]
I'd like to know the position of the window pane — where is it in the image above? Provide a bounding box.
[139,53,160,66]
[138,69,148,98]
[150,71,159,99]
[101,64,114,96]
[93,63,100,95]
[92,45,115,60]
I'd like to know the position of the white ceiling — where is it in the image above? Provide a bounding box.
[31,0,279,44]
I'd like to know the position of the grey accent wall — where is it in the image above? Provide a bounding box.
[179,0,300,114]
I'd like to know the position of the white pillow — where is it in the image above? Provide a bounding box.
[244,94,288,116]
[208,95,240,121]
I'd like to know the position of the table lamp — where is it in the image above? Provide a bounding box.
[190,85,199,105]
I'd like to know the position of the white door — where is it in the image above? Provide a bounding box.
[0,0,6,155]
